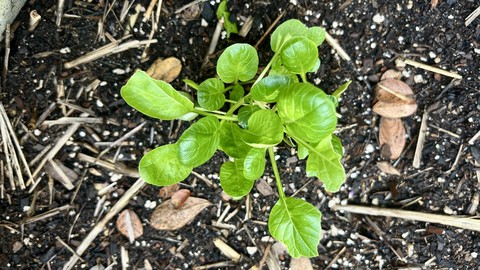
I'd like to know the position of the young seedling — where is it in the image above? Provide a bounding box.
[121,19,348,258]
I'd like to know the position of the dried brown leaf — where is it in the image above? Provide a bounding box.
[171,189,190,209]
[376,161,401,175]
[380,69,402,80]
[379,117,406,159]
[146,57,182,83]
[158,184,180,199]
[290,257,313,270]
[150,197,212,230]
[373,79,417,118]
[116,209,143,241]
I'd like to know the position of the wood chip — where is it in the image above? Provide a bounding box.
[150,197,212,230]
[255,179,274,196]
[116,209,143,243]
[213,238,241,262]
[379,117,406,159]
[376,161,401,175]
[290,257,313,270]
[146,57,182,83]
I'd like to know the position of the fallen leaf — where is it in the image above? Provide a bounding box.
[290,257,313,270]
[116,209,143,243]
[146,57,182,83]
[376,161,401,175]
[379,117,406,159]
[373,78,417,118]
[380,69,402,80]
[171,189,190,209]
[158,184,180,199]
[150,197,212,230]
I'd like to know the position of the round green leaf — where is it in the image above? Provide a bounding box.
[217,43,259,83]
[237,105,261,128]
[218,122,251,159]
[280,37,318,75]
[268,197,321,258]
[251,74,298,102]
[270,19,308,52]
[277,83,337,143]
[229,84,245,101]
[220,161,255,197]
[178,116,220,167]
[241,110,284,148]
[243,148,266,180]
[121,70,194,120]
[198,78,225,111]
[139,144,193,186]
[306,26,326,46]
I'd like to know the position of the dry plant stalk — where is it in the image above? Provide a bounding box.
[334,204,480,233]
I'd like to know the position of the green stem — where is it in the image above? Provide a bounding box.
[292,135,323,157]
[300,73,307,82]
[268,147,286,200]
[253,52,280,86]
[192,108,238,121]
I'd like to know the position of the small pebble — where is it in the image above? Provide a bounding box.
[246,246,257,255]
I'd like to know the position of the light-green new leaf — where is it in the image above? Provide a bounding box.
[270,19,308,52]
[280,36,319,75]
[251,74,298,102]
[241,110,284,148]
[217,43,259,83]
[243,148,266,180]
[139,144,193,186]
[306,26,326,46]
[198,78,225,111]
[220,160,255,197]
[306,135,345,192]
[277,83,337,143]
[121,70,194,120]
[268,197,321,258]
[178,116,220,167]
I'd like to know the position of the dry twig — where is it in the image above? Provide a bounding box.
[412,111,428,168]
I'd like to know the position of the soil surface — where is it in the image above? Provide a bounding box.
[1,0,479,269]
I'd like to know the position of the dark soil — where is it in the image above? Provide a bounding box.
[1,0,479,269]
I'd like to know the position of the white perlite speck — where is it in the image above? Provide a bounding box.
[372,14,385,24]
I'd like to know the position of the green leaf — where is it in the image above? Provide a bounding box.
[277,83,337,143]
[230,84,244,101]
[297,142,309,159]
[217,43,259,83]
[251,74,297,102]
[218,122,251,159]
[220,160,255,197]
[121,70,194,120]
[241,110,284,148]
[280,37,319,75]
[331,135,343,157]
[183,79,199,90]
[178,116,220,167]
[238,105,261,128]
[216,0,238,38]
[139,144,193,186]
[270,19,308,52]
[198,78,225,111]
[243,148,266,180]
[306,26,326,46]
[308,58,321,73]
[332,80,352,99]
[268,197,321,258]
[306,135,345,192]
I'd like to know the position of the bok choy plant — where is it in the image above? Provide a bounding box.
[121,19,348,258]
